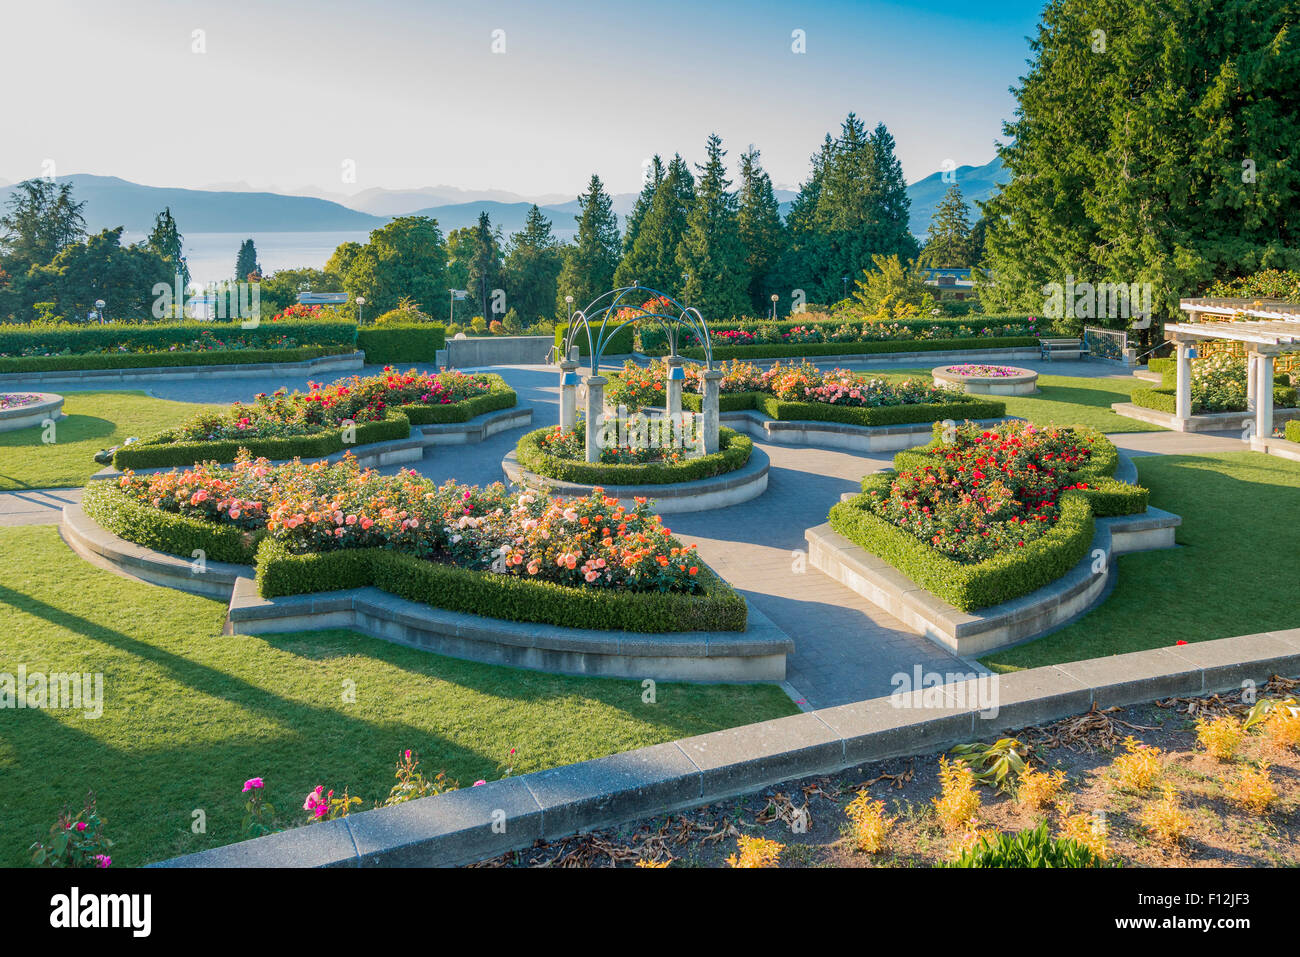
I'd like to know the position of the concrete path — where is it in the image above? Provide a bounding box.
[0,358,1266,710]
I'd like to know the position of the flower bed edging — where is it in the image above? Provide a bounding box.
[0,391,63,431]
[150,627,1300,868]
[720,409,1016,453]
[1111,400,1300,433]
[501,444,770,514]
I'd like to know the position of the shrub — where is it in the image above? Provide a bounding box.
[1222,764,1276,814]
[0,345,349,374]
[845,793,895,854]
[1195,714,1244,761]
[1286,420,1300,444]
[1110,736,1163,791]
[1016,767,1067,809]
[1057,810,1109,861]
[553,319,636,357]
[29,792,113,869]
[356,324,446,363]
[515,425,752,486]
[725,835,783,868]
[943,822,1110,868]
[0,318,356,360]
[1140,786,1193,845]
[934,755,981,833]
[82,479,263,564]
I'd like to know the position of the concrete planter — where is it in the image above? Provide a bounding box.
[1111,401,1300,434]
[932,364,1039,396]
[501,446,770,514]
[0,392,63,431]
[444,335,555,368]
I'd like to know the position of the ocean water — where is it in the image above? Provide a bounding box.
[121,230,371,287]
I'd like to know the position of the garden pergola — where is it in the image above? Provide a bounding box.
[1167,298,1300,439]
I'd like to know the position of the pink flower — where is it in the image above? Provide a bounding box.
[75,822,87,832]
[473,780,486,787]
[94,854,111,869]
[243,778,264,792]
[304,786,325,811]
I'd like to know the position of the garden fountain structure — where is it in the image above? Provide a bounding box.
[557,285,720,462]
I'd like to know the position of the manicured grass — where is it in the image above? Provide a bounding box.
[0,525,796,866]
[881,369,1167,433]
[981,452,1300,671]
[0,391,219,490]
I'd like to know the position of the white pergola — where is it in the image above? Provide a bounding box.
[1166,298,1300,438]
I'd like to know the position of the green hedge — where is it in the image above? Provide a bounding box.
[680,391,768,413]
[829,427,1147,611]
[356,324,446,364]
[639,315,1038,354]
[515,426,752,485]
[0,345,353,374]
[112,410,411,470]
[675,389,1003,425]
[1287,420,1300,443]
[830,481,1097,612]
[0,319,357,356]
[81,482,262,564]
[255,538,747,633]
[554,320,637,357]
[399,375,517,424]
[1131,384,1297,415]
[680,336,1039,361]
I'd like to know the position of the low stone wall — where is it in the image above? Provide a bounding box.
[721,410,1016,453]
[225,577,792,682]
[444,335,554,368]
[152,626,1300,868]
[1111,400,1300,433]
[500,446,770,514]
[0,392,63,431]
[0,351,365,385]
[1252,434,1300,462]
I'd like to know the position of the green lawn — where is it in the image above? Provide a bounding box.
[0,525,796,866]
[0,391,217,491]
[884,369,1167,434]
[982,451,1300,671]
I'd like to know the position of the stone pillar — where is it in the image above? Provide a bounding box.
[583,375,606,464]
[664,355,684,419]
[558,359,579,431]
[1256,352,1275,443]
[1174,339,1193,425]
[701,369,723,455]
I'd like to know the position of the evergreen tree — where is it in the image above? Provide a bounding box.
[736,146,786,312]
[234,238,261,281]
[504,205,563,323]
[979,0,1300,335]
[614,154,695,295]
[622,155,665,256]
[676,134,750,320]
[780,135,835,308]
[0,179,86,271]
[918,184,974,268]
[555,174,621,316]
[466,211,504,322]
[145,207,188,290]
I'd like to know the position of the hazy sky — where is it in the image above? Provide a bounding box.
[2,0,1044,197]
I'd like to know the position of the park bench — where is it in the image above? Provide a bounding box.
[1040,337,1084,361]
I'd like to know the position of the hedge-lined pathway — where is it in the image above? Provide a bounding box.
[0,360,1264,710]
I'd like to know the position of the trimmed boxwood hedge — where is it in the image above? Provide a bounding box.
[0,345,354,375]
[1131,384,1297,415]
[1287,420,1300,443]
[356,324,446,363]
[399,375,517,424]
[668,387,1004,425]
[81,481,262,565]
[254,537,747,633]
[111,410,412,470]
[515,426,752,486]
[680,336,1039,362]
[680,391,768,413]
[828,427,1148,611]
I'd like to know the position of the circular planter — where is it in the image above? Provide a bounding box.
[502,446,770,514]
[0,392,64,432]
[932,365,1039,396]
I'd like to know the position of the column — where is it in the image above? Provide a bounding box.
[701,369,723,455]
[1246,353,1258,414]
[1256,352,1275,443]
[664,355,684,419]
[558,359,579,431]
[1174,339,1193,425]
[583,375,606,464]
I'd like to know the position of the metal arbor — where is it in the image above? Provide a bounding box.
[559,284,714,374]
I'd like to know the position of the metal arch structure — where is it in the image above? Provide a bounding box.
[560,284,714,376]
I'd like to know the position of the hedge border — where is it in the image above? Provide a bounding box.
[398,376,517,424]
[553,320,637,357]
[255,539,747,633]
[828,428,1147,611]
[680,336,1039,362]
[515,426,752,485]
[356,324,446,364]
[1287,420,1300,443]
[81,481,263,565]
[111,410,412,470]
[0,345,354,375]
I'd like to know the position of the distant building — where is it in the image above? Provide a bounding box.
[296,292,349,306]
[919,267,976,300]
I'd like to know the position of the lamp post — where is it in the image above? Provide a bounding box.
[842,276,849,300]
[355,296,365,325]
[94,299,106,324]
[565,295,574,322]
[770,293,779,321]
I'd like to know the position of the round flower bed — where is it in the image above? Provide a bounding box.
[932,364,1039,396]
[516,423,753,486]
[0,391,64,432]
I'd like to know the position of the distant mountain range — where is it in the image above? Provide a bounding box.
[0,159,1006,240]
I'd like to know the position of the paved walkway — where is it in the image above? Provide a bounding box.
[0,359,1268,710]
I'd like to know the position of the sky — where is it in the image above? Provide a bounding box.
[1,0,1045,198]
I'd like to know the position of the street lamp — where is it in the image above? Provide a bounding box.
[355,296,365,325]
[565,295,574,323]
[770,293,779,321]
[842,276,849,300]
[94,299,106,324]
